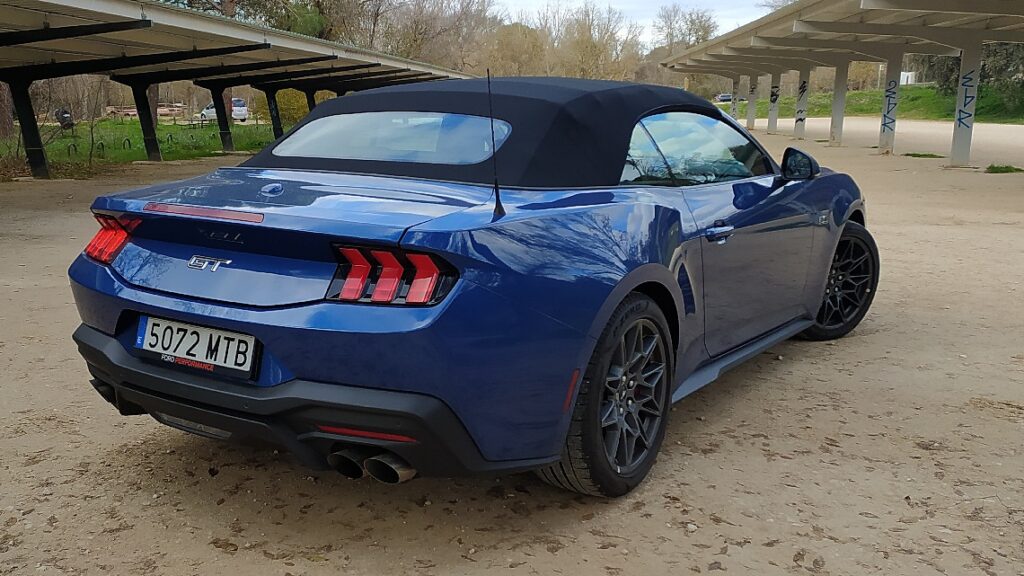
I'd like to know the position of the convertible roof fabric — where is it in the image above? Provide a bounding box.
[244,76,720,189]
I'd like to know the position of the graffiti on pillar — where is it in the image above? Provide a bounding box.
[881,79,898,133]
[796,80,808,124]
[957,69,976,129]
[770,85,780,105]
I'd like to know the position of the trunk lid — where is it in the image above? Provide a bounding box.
[95,168,490,307]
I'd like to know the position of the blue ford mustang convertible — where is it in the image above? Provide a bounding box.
[70,77,878,496]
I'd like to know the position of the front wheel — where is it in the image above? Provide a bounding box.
[536,293,672,497]
[799,221,879,341]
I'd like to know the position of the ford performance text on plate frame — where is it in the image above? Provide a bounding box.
[69,77,878,497]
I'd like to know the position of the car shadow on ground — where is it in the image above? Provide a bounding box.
[83,339,813,569]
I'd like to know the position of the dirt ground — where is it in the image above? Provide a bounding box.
[2,123,1023,576]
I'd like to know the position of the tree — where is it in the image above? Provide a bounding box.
[0,83,13,140]
[655,4,716,55]
[756,0,797,10]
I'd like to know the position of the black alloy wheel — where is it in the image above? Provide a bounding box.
[800,221,879,341]
[536,293,672,497]
[600,318,667,474]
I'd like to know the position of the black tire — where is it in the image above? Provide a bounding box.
[536,293,673,497]
[799,222,879,341]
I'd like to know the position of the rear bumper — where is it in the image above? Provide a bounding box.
[74,324,557,476]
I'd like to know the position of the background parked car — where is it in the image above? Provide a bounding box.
[715,93,733,103]
[197,98,249,122]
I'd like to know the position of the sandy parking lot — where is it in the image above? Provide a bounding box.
[2,123,1023,576]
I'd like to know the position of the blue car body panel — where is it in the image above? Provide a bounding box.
[69,128,865,467]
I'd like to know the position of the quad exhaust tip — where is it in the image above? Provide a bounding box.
[326,447,379,480]
[363,453,417,484]
[326,448,417,484]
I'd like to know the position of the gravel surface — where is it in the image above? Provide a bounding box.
[2,126,1022,575]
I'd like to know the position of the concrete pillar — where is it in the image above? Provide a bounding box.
[262,88,283,139]
[746,76,758,130]
[730,79,739,119]
[209,85,234,152]
[7,80,49,179]
[878,53,904,155]
[767,72,782,135]
[830,60,850,147]
[951,41,983,167]
[794,67,811,140]
[130,83,162,162]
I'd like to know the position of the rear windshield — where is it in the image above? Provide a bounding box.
[271,111,512,166]
[232,98,246,106]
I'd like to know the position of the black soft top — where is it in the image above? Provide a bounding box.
[244,76,720,189]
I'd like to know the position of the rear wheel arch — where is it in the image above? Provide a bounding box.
[848,209,865,226]
[632,281,679,353]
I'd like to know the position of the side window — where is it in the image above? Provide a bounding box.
[620,124,674,186]
[641,112,770,186]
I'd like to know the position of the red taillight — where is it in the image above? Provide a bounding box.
[84,215,138,264]
[369,250,403,303]
[329,245,456,305]
[405,253,440,304]
[337,247,371,301]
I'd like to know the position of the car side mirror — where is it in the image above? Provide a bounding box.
[781,148,821,181]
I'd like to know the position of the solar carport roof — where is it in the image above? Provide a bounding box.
[660,0,1024,167]
[0,0,466,178]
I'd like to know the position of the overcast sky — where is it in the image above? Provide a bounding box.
[494,0,770,44]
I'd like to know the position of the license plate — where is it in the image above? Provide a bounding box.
[136,316,257,377]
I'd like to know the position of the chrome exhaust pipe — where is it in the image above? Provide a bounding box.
[326,447,379,480]
[363,453,417,484]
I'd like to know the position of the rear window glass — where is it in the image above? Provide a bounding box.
[271,111,512,166]
[231,98,246,106]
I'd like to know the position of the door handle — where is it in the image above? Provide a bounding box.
[704,224,735,243]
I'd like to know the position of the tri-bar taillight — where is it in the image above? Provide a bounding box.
[84,214,139,264]
[326,245,457,305]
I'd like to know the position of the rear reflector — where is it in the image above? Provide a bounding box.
[143,202,264,223]
[329,245,456,306]
[84,214,139,264]
[317,424,416,443]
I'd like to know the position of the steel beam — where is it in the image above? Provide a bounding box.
[130,83,161,161]
[196,63,380,89]
[254,69,420,92]
[722,46,882,64]
[861,0,1024,17]
[0,19,151,47]
[111,55,337,86]
[702,53,827,69]
[0,43,270,81]
[6,80,48,178]
[304,90,317,112]
[751,36,958,58]
[319,74,438,93]
[208,85,233,152]
[795,19,1024,45]
[261,88,284,138]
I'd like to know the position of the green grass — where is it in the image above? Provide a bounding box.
[985,164,1024,174]
[1,117,282,179]
[721,85,1024,124]
[902,152,945,159]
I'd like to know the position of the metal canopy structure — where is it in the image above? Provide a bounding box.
[662,0,1024,166]
[0,0,464,178]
